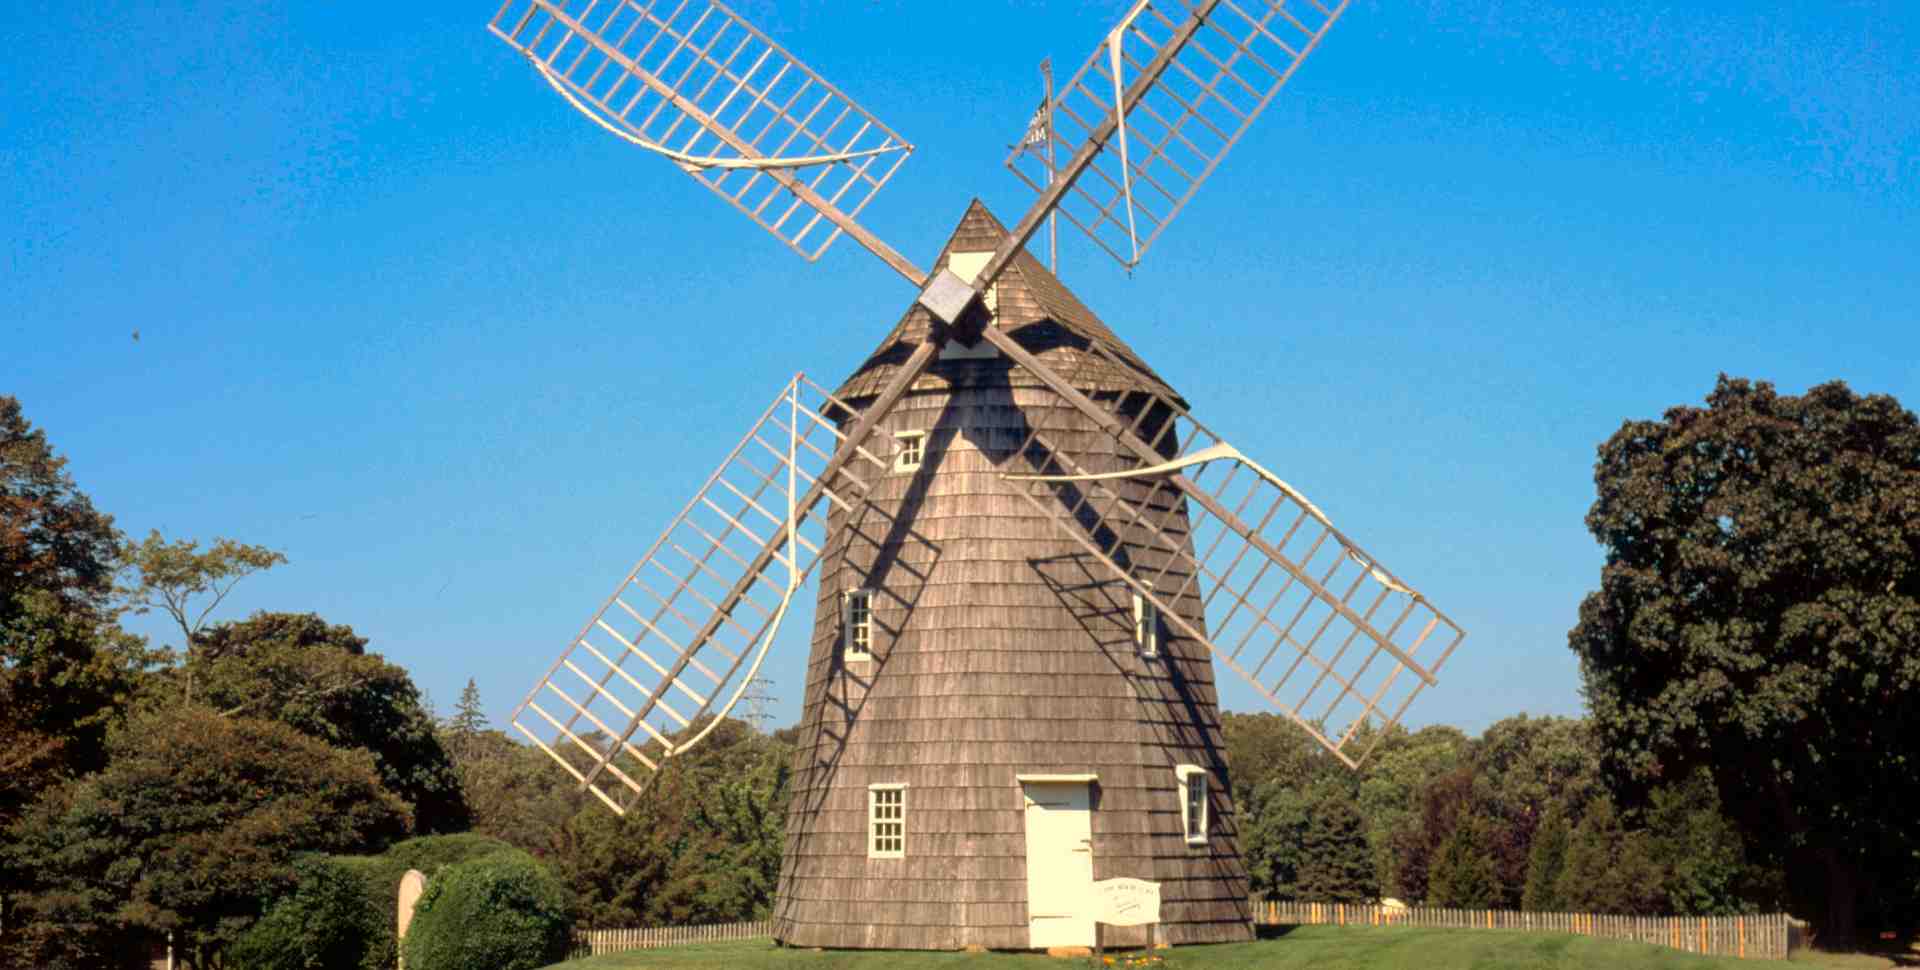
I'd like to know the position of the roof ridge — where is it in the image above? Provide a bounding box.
[832,201,1183,405]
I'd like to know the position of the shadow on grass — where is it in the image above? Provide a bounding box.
[1255,924,1302,940]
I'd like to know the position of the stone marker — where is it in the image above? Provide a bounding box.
[397,869,427,969]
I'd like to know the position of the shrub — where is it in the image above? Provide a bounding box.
[400,851,572,970]
[333,833,522,969]
[227,856,385,970]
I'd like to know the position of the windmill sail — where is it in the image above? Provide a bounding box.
[489,0,922,281]
[509,373,894,812]
[979,326,1461,767]
[1005,0,1350,269]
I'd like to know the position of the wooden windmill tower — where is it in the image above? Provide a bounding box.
[490,0,1464,952]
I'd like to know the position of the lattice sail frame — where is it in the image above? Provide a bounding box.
[1007,0,1349,269]
[987,334,1464,767]
[508,374,890,813]
[496,0,1464,794]
[489,0,914,263]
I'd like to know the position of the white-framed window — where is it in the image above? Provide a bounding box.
[869,783,906,858]
[893,430,926,472]
[841,588,874,661]
[1176,764,1208,845]
[1133,588,1160,658]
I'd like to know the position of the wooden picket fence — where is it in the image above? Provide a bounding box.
[570,919,773,957]
[1254,900,1792,960]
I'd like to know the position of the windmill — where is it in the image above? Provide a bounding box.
[490,0,1463,951]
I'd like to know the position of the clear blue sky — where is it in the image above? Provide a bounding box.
[6,1,1916,738]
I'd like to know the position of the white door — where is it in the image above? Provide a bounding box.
[1022,781,1095,948]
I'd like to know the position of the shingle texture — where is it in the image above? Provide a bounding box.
[776,206,1249,951]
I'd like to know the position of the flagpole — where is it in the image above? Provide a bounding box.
[1043,57,1057,273]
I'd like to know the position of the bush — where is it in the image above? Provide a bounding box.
[400,851,572,970]
[333,833,523,970]
[227,856,385,970]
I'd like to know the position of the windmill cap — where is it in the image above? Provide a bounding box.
[834,200,1186,406]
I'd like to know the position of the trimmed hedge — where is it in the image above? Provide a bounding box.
[227,856,385,970]
[400,851,572,970]
[332,833,523,969]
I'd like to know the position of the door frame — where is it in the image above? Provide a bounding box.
[1018,774,1099,949]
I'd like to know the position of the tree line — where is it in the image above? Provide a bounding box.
[4,373,1916,966]
[1223,712,1780,916]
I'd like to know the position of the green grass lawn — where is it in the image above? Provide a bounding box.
[541,924,1825,970]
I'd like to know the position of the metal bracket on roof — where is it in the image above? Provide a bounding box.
[915,269,981,325]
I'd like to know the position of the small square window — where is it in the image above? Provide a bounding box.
[894,430,926,472]
[869,784,906,858]
[842,588,874,661]
[1133,588,1160,658]
[1177,765,1208,845]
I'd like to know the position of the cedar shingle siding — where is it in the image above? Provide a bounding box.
[773,203,1252,950]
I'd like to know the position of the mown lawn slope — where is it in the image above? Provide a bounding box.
[541,924,1793,970]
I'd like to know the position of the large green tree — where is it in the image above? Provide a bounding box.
[1389,767,1477,904]
[2,707,411,970]
[1521,803,1572,912]
[1552,797,1666,915]
[0,592,147,831]
[1221,712,1337,814]
[0,396,118,624]
[1570,376,1920,937]
[1354,724,1468,897]
[1246,778,1378,904]
[185,612,470,833]
[451,728,587,855]
[0,399,147,837]
[555,718,790,927]
[1643,769,1779,916]
[1426,813,1502,908]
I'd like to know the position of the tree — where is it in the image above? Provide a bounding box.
[0,396,119,624]
[1553,796,1666,916]
[1570,376,1920,937]
[0,590,149,834]
[1,706,411,969]
[188,612,470,833]
[554,718,791,927]
[445,678,488,762]
[1390,767,1477,904]
[1355,724,1469,897]
[1245,779,1378,904]
[1427,814,1502,908]
[0,400,148,837]
[658,735,790,922]
[1221,712,1335,819]
[226,856,387,970]
[1521,803,1572,912]
[1470,716,1601,829]
[452,730,586,856]
[1644,769,1780,916]
[118,531,284,691]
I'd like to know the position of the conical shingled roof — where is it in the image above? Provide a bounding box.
[834,201,1185,405]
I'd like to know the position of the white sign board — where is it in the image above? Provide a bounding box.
[1090,877,1161,926]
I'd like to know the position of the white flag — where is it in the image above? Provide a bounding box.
[1021,99,1050,147]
